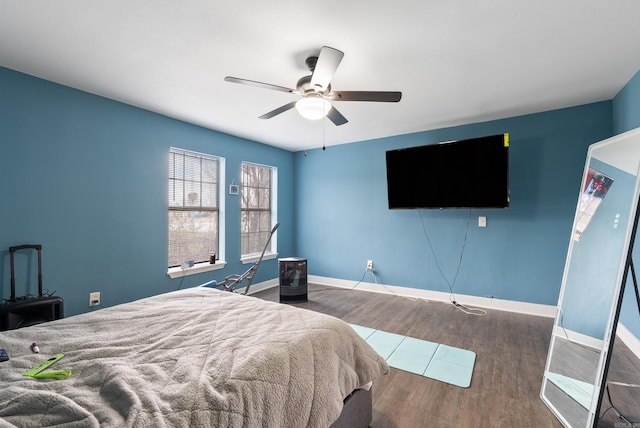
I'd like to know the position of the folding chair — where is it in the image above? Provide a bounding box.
[204,222,279,295]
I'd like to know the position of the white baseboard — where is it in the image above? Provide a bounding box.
[617,323,640,360]
[552,324,640,361]
[244,278,279,295]
[552,326,604,350]
[308,275,558,318]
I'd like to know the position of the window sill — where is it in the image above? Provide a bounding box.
[241,253,278,265]
[167,261,227,279]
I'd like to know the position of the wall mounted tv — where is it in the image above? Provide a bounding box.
[386,133,510,209]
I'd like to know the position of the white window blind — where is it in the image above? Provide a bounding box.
[168,148,219,267]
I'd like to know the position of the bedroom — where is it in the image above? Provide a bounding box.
[2,1,640,426]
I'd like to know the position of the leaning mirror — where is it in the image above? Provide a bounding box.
[541,127,640,427]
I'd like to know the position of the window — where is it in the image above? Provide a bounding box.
[241,162,277,260]
[168,148,224,274]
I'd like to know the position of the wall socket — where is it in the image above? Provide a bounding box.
[89,292,101,307]
[366,260,374,272]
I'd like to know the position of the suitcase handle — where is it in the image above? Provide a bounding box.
[9,245,43,301]
[10,244,42,253]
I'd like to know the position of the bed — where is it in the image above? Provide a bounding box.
[0,287,388,427]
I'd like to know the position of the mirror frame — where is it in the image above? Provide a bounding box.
[541,127,640,427]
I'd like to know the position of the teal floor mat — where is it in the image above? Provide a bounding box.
[351,324,476,388]
[546,372,595,410]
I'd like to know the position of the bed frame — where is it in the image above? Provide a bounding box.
[331,388,373,428]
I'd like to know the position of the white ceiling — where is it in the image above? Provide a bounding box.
[2,1,640,152]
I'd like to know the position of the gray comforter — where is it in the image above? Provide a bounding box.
[0,288,388,427]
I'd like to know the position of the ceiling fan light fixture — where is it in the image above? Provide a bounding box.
[295,96,331,120]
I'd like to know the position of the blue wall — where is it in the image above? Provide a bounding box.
[612,68,640,339]
[0,67,295,317]
[613,69,640,135]
[2,62,637,330]
[294,103,612,306]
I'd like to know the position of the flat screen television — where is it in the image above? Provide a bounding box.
[386,133,510,209]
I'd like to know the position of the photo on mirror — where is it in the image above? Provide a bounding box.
[574,168,614,241]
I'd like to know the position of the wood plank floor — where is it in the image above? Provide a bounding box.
[253,284,640,428]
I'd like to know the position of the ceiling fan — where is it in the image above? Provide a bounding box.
[224,46,402,126]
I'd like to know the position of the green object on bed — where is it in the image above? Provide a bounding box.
[23,353,72,380]
[350,324,476,388]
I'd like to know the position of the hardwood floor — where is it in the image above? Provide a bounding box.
[254,284,563,427]
[254,284,640,427]
[598,334,640,427]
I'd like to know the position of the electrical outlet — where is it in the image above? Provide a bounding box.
[89,292,101,307]
[366,260,374,272]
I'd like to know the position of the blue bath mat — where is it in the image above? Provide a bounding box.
[350,324,476,388]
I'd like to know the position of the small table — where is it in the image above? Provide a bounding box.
[279,257,307,303]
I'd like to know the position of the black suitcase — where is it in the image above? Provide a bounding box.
[0,245,64,331]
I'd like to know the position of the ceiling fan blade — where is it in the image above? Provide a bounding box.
[225,76,295,94]
[327,106,348,126]
[309,46,344,92]
[259,101,298,119]
[330,91,402,102]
